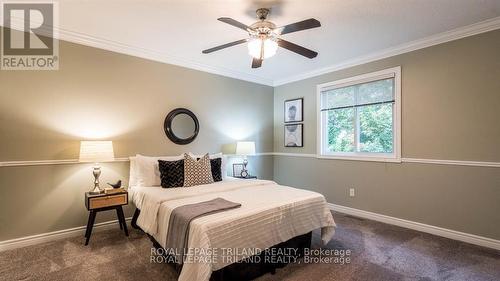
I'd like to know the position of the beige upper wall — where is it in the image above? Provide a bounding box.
[0,36,274,162]
[274,30,500,162]
[0,33,274,241]
[272,30,500,240]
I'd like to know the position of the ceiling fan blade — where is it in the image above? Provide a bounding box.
[278,39,318,59]
[202,39,248,54]
[252,58,262,68]
[218,17,252,31]
[276,18,321,35]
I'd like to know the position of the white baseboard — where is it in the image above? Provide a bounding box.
[0,217,131,252]
[329,203,500,251]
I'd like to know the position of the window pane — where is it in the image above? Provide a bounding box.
[327,108,355,152]
[322,86,355,109]
[358,103,393,153]
[321,78,394,110]
[357,78,394,105]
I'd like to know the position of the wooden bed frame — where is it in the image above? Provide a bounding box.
[131,208,312,281]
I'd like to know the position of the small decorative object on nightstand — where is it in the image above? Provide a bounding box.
[79,141,115,194]
[235,141,256,178]
[232,163,244,178]
[234,175,257,179]
[232,163,257,179]
[84,190,128,245]
[107,180,122,189]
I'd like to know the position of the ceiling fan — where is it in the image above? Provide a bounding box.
[202,8,321,68]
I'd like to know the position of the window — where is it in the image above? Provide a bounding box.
[317,67,401,162]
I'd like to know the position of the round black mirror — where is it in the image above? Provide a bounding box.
[164,108,199,145]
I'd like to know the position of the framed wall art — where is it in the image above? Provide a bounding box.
[284,98,303,123]
[284,124,303,147]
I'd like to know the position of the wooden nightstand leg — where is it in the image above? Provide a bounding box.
[85,210,96,245]
[117,206,129,236]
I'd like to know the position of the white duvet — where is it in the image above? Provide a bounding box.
[130,179,336,281]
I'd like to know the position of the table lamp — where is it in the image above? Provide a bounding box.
[79,141,115,194]
[236,141,256,178]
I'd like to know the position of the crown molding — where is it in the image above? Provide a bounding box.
[56,28,275,86]
[3,17,274,86]
[273,17,500,86]
[4,16,499,87]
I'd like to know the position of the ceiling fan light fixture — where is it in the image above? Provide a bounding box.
[203,9,321,68]
[248,38,278,59]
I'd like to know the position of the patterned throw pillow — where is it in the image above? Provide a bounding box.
[183,153,214,187]
[158,159,184,188]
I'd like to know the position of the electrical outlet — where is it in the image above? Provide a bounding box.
[349,188,355,197]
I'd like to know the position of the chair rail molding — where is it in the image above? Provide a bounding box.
[1,154,498,168]
[272,153,500,168]
[0,153,274,167]
[0,158,130,167]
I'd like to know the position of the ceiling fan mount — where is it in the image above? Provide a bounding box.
[255,8,270,21]
[202,8,321,68]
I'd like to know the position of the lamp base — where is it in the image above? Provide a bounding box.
[88,186,102,195]
[241,157,249,178]
[89,164,103,194]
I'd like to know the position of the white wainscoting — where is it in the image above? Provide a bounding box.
[329,203,500,250]
[0,217,131,252]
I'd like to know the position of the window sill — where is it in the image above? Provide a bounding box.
[316,154,402,163]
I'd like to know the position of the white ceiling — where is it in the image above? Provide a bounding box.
[25,1,500,85]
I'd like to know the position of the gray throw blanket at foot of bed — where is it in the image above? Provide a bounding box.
[165,197,242,264]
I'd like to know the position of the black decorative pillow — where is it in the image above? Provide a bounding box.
[210,158,222,182]
[196,157,222,182]
[158,159,184,188]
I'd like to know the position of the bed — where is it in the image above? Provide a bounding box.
[129,177,336,281]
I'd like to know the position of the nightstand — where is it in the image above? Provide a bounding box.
[84,191,128,245]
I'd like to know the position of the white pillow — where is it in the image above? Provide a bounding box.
[135,154,183,186]
[188,152,227,179]
[129,156,138,187]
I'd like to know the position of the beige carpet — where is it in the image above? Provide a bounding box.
[1,212,499,281]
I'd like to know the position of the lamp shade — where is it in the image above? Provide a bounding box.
[79,141,114,163]
[236,141,256,156]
